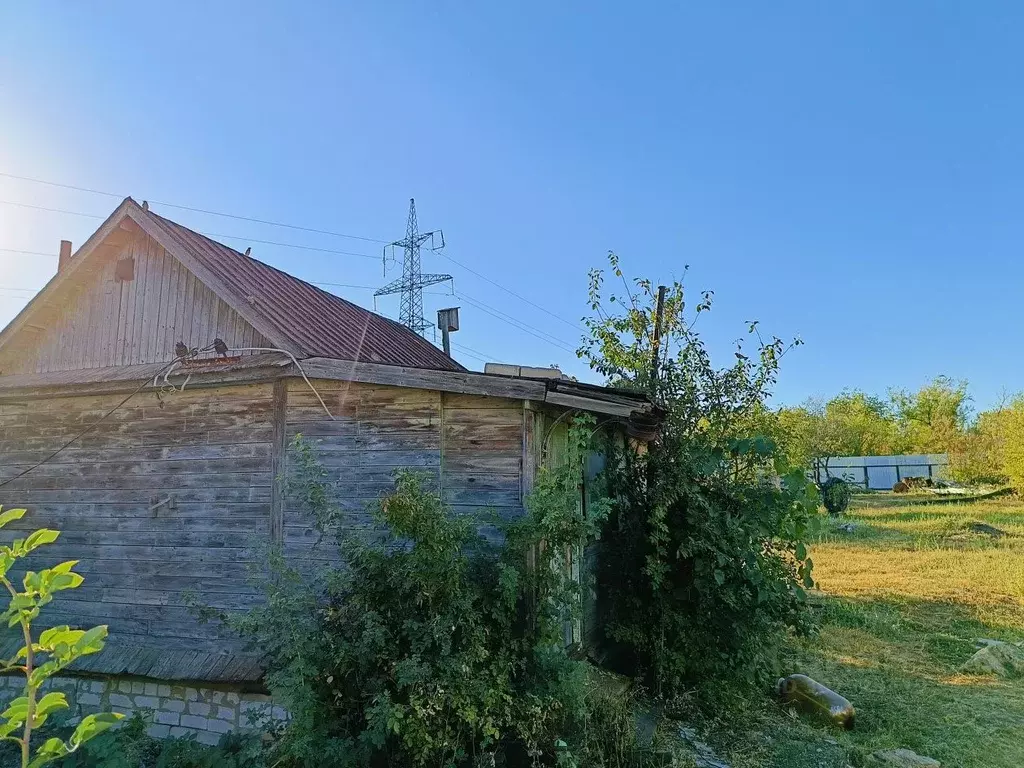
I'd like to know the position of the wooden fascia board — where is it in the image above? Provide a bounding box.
[299,357,548,400]
[125,206,304,358]
[0,367,286,401]
[543,390,642,417]
[0,198,136,354]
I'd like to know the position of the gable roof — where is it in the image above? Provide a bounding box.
[0,198,464,373]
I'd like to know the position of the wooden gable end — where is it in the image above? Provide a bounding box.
[0,231,272,375]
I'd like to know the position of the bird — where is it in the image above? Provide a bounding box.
[213,338,230,358]
[244,247,251,257]
[175,341,189,359]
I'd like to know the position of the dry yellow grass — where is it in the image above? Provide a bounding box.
[717,495,1024,768]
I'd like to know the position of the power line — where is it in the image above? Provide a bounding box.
[0,356,186,489]
[0,176,586,345]
[0,204,380,262]
[0,171,390,244]
[0,172,121,200]
[436,250,585,333]
[0,247,57,258]
[202,232,378,261]
[455,291,577,352]
[1,172,584,330]
[0,200,105,219]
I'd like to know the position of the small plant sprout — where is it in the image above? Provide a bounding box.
[0,506,121,768]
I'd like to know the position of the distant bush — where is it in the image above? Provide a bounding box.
[820,478,852,514]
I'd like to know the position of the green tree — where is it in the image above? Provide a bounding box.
[0,507,120,768]
[993,396,1024,491]
[779,392,904,481]
[949,399,1012,485]
[891,376,971,454]
[581,255,820,696]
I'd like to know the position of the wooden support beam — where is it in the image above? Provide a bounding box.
[270,378,288,546]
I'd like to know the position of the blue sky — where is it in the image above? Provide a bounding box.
[0,2,1020,411]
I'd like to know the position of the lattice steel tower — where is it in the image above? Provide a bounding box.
[375,199,451,337]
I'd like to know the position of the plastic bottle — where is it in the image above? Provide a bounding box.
[777,674,855,729]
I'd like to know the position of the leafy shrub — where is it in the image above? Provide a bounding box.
[820,477,851,515]
[58,712,270,768]
[580,256,820,697]
[0,506,121,768]
[225,441,627,768]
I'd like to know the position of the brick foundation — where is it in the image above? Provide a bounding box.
[0,675,286,746]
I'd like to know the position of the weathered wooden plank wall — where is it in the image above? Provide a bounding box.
[283,382,527,568]
[0,382,275,652]
[441,393,524,522]
[0,233,270,375]
[0,377,534,657]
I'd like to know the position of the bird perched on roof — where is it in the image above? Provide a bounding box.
[213,338,230,358]
[175,341,189,359]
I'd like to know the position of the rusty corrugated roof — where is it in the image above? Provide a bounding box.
[138,204,464,372]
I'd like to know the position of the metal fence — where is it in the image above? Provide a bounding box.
[819,454,949,490]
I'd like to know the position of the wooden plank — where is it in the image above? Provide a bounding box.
[129,235,148,365]
[0,199,136,356]
[182,270,196,350]
[545,391,637,417]
[270,379,287,546]
[127,207,302,356]
[300,358,548,400]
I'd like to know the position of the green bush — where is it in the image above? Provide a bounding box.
[57,713,270,768]
[224,442,636,768]
[580,257,821,698]
[820,477,852,515]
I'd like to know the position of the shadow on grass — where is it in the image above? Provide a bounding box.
[774,594,1024,768]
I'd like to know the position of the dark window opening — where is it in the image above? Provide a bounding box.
[115,257,135,282]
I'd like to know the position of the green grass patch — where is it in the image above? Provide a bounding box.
[700,496,1024,768]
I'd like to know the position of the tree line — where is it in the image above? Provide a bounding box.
[776,375,1024,489]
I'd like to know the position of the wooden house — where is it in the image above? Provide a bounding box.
[0,198,655,740]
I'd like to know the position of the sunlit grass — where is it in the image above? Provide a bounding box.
[710,495,1024,768]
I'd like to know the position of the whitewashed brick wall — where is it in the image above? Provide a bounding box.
[0,675,287,746]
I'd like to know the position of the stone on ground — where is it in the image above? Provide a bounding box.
[960,640,1024,677]
[868,748,940,767]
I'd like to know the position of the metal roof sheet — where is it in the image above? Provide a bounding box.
[138,204,464,372]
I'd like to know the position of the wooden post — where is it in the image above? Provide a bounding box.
[270,378,288,546]
[650,285,667,387]
[441,326,451,356]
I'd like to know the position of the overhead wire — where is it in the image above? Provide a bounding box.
[454,291,578,353]
[0,356,186,489]
[0,175,586,356]
[0,171,389,244]
[0,172,584,329]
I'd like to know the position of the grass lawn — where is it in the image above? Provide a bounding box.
[704,495,1024,768]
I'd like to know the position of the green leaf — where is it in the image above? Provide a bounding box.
[34,691,68,718]
[713,569,725,586]
[795,542,807,561]
[49,561,79,575]
[28,737,69,768]
[48,572,84,592]
[23,529,60,554]
[67,625,108,661]
[69,712,123,749]
[38,626,72,649]
[0,508,27,530]
[1,696,29,724]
